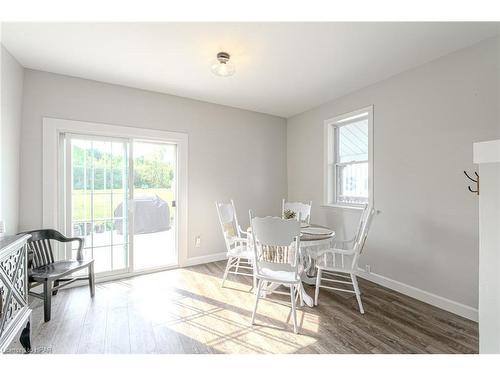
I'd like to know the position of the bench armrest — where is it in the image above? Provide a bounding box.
[57,235,84,261]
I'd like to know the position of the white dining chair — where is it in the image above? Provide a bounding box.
[215,200,254,288]
[314,207,375,314]
[282,199,312,224]
[249,212,302,334]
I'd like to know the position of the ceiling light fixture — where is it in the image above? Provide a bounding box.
[211,51,235,77]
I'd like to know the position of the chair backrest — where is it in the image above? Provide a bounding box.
[215,200,243,252]
[250,213,301,278]
[350,207,375,269]
[352,204,370,243]
[357,208,375,254]
[282,199,312,224]
[19,229,64,268]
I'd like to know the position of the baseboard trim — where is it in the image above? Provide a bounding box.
[184,252,227,267]
[356,268,478,322]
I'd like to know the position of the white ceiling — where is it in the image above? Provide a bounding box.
[2,22,498,117]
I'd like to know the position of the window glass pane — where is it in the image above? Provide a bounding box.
[72,192,85,221]
[338,119,368,163]
[92,192,112,219]
[113,219,128,245]
[112,245,127,270]
[73,221,92,249]
[93,246,112,273]
[71,139,87,167]
[72,166,85,190]
[336,162,368,204]
[92,220,113,247]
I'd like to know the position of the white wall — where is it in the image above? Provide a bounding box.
[19,70,287,261]
[0,44,24,235]
[474,140,500,353]
[287,37,500,317]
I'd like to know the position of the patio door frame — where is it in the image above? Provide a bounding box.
[42,117,189,277]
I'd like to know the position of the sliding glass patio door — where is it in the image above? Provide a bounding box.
[65,134,178,276]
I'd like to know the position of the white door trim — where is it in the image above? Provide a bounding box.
[42,117,189,267]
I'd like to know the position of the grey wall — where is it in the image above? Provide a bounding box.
[0,45,24,235]
[19,70,287,259]
[287,37,500,309]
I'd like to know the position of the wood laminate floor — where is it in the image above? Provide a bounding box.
[7,261,478,354]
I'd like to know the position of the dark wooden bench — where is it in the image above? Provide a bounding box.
[18,229,95,322]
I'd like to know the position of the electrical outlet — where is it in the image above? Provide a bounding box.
[365,264,371,273]
[195,235,201,248]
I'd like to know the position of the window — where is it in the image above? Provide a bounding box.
[324,106,373,207]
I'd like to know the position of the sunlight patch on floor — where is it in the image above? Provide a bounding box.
[163,294,318,353]
[135,267,320,353]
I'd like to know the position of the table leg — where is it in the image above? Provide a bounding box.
[257,280,314,307]
[298,282,314,307]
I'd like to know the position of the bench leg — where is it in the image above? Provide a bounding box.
[43,281,52,322]
[89,262,95,298]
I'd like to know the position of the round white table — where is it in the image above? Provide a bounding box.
[297,224,335,306]
[299,224,336,284]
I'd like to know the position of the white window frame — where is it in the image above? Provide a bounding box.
[323,106,374,209]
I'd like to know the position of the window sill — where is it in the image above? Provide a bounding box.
[321,203,365,210]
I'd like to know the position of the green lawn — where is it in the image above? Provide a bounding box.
[72,188,174,221]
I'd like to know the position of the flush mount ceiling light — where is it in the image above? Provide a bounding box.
[211,51,235,77]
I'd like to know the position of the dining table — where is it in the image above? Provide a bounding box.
[247,223,336,307]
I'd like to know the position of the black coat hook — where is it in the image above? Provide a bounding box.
[464,171,479,195]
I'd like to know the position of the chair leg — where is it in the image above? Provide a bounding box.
[43,281,52,322]
[299,286,304,307]
[296,284,304,307]
[52,280,60,296]
[221,257,233,288]
[251,279,262,325]
[251,258,257,291]
[314,269,322,306]
[89,262,95,298]
[235,257,241,274]
[351,274,364,314]
[290,284,298,334]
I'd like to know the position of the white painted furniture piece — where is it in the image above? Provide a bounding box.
[215,200,254,288]
[246,223,334,307]
[249,214,302,333]
[314,207,375,313]
[297,225,336,285]
[474,139,500,354]
[282,199,312,224]
[0,234,32,353]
